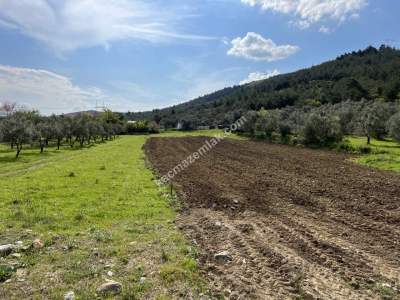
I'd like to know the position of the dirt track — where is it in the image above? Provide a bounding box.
[144,137,400,299]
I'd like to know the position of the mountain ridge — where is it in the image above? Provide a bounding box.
[127,45,400,127]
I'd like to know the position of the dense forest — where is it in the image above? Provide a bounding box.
[127,45,400,128]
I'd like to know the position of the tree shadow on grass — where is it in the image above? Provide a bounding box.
[0,156,21,163]
[0,150,55,164]
[0,142,103,164]
[372,143,400,150]
[0,148,15,154]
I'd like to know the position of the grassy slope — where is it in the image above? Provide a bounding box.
[0,135,208,299]
[346,136,400,172]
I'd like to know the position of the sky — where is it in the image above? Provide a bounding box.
[0,0,399,115]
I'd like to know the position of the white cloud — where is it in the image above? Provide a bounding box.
[0,0,213,54]
[228,32,299,61]
[0,65,133,114]
[241,0,367,29]
[319,25,331,34]
[240,69,280,85]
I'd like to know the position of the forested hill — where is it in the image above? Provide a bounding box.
[127,45,400,127]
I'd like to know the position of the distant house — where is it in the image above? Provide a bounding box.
[0,110,7,119]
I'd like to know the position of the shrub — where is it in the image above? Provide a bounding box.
[240,111,258,136]
[336,142,356,152]
[278,121,292,139]
[358,102,392,143]
[0,265,14,282]
[302,114,343,146]
[388,112,400,142]
[358,145,372,154]
[255,109,278,139]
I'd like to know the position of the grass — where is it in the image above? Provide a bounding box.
[0,133,221,299]
[158,128,247,140]
[345,136,400,172]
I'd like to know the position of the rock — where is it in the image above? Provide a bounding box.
[349,278,360,289]
[97,280,122,295]
[32,239,44,249]
[21,245,31,252]
[52,235,61,241]
[365,277,375,284]
[215,221,222,227]
[15,241,23,247]
[0,244,14,257]
[16,269,27,278]
[214,251,232,262]
[64,291,75,300]
[11,253,21,259]
[107,271,113,277]
[139,277,146,284]
[229,291,240,300]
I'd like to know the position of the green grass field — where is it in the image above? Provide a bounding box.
[159,128,247,140]
[1,129,397,298]
[0,134,213,299]
[346,136,400,172]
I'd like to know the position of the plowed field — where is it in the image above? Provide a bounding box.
[144,137,400,299]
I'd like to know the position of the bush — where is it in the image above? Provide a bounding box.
[358,145,372,154]
[336,142,356,153]
[388,112,400,142]
[278,121,292,139]
[239,110,257,136]
[179,120,195,131]
[358,102,392,142]
[255,109,278,139]
[0,264,14,282]
[126,120,149,134]
[302,114,343,146]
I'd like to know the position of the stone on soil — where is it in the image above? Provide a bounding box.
[0,244,14,257]
[214,251,232,262]
[97,280,122,294]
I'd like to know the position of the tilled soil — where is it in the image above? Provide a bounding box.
[144,137,400,299]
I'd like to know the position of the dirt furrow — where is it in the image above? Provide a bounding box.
[145,137,400,299]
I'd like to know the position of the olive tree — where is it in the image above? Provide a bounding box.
[388,112,400,142]
[358,102,391,144]
[240,110,257,136]
[255,109,278,139]
[0,111,36,157]
[302,113,343,146]
[36,118,54,153]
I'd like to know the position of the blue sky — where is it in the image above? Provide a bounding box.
[0,0,399,114]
